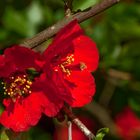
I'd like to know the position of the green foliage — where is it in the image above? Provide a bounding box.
[94,128,109,140]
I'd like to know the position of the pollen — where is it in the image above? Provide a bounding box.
[2,74,32,98]
[62,54,74,65]
[80,62,87,71]
[59,54,74,76]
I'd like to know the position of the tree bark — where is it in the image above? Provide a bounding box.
[21,0,120,49]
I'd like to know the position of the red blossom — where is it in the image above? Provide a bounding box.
[42,20,99,107]
[115,107,140,140]
[0,20,99,132]
[0,45,62,132]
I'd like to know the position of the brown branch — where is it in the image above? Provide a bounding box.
[108,68,132,81]
[21,0,120,48]
[63,106,96,140]
[99,78,116,107]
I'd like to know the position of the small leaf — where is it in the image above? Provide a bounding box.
[0,130,9,140]
[94,128,109,140]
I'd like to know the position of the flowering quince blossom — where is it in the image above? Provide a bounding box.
[0,20,99,132]
[115,107,140,140]
[0,46,62,132]
[38,20,99,108]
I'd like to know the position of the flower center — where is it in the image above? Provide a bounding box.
[59,54,74,76]
[54,54,87,76]
[2,74,32,98]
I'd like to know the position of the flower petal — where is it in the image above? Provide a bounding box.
[39,91,63,117]
[53,20,83,46]
[0,93,42,132]
[32,74,65,117]
[73,35,99,72]
[115,107,140,139]
[65,70,96,107]
[0,55,16,77]
[43,20,83,63]
[43,20,99,72]
[4,45,40,71]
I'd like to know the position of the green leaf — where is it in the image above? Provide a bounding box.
[0,130,9,140]
[94,128,109,140]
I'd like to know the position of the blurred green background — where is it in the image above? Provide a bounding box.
[0,0,140,140]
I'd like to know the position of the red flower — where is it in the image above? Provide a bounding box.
[0,46,62,132]
[0,20,99,131]
[115,107,140,140]
[41,20,99,107]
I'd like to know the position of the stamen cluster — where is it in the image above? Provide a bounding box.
[2,75,32,98]
[59,54,74,76]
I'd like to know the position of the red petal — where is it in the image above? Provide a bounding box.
[0,55,16,77]
[0,93,42,132]
[40,91,63,117]
[65,70,96,107]
[4,45,40,71]
[0,55,4,66]
[32,74,64,117]
[51,70,73,104]
[52,20,83,46]
[73,35,99,72]
[36,72,73,103]
[43,20,83,62]
[115,107,140,139]
[43,20,99,72]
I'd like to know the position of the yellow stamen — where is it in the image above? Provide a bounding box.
[59,54,74,76]
[3,75,32,98]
